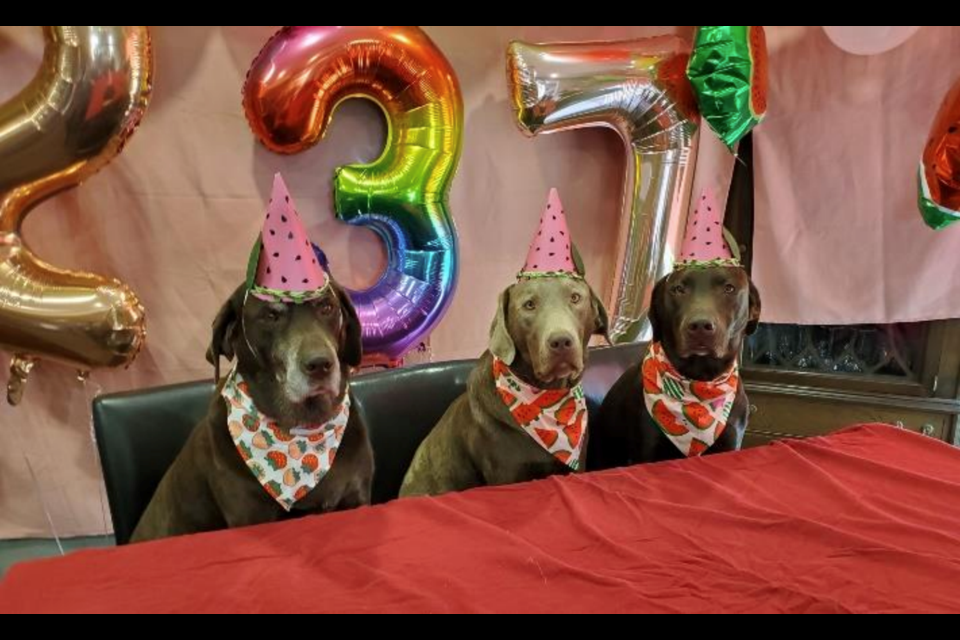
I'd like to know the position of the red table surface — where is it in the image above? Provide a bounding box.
[2,424,959,614]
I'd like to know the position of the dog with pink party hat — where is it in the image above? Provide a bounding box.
[400,188,609,497]
[589,186,762,468]
[133,174,374,543]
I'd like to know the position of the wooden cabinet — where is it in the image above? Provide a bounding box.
[743,380,956,447]
[741,318,960,448]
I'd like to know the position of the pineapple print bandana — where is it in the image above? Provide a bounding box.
[492,357,587,470]
[642,342,739,457]
[222,368,350,511]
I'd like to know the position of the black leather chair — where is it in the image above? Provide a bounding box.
[94,344,642,545]
[350,359,475,505]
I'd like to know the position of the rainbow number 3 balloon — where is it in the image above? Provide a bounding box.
[243,26,463,362]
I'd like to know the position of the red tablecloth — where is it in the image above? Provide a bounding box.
[2,424,959,613]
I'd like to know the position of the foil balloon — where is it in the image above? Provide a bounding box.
[823,26,921,56]
[919,77,960,230]
[243,26,463,363]
[687,26,767,151]
[0,26,151,405]
[507,36,700,343]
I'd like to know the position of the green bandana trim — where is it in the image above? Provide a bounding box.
[673,258,741,271]
[245,236,329,304]
[517,270,585,282]
[249,282,329,304]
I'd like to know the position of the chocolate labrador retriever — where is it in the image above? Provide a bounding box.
[400,276,608,497]
[131,280,373,542]
[588,266,760,468]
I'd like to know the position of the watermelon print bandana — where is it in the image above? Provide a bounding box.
[492,357,587,470]
[642,342,739,457]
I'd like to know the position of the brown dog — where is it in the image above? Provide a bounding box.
[399,276,608,497]
[588,266,761,467]
[131,280,373,542]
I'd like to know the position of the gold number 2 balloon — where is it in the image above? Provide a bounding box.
[0,27,151,405]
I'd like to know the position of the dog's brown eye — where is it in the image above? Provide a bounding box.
[671,285,686,296]
[318,301,335,316]
[523,300,537,311]
[571,293,582,304]
[266,310,282,322]
[724,284,736,294]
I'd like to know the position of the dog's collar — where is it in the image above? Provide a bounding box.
[492,357,587,470]
[222,368,350,511]
[642,342,739,457]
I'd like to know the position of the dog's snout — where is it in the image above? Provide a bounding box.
[548,332,575,353]
[301,355,334,378]
[686,317,717,337]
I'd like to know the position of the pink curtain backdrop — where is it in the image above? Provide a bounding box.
[0,26,689,538]
[752,26,960,324]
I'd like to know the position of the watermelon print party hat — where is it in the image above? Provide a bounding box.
[676,185,740,270]
[519,188,581,280]
[246,173,329,303]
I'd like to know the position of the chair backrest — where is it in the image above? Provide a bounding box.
[93,381,215,545]
[92,343,643,544]
[350,359,475,504]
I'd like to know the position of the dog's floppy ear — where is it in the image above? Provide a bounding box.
[489,287,516,365]
[206,284,247,381]
[590,286,610,344]
[333,280,363,368]
[648,276,669,344]
[747,279,762,336]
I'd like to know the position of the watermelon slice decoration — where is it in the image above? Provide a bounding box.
[498,388,518,407]
[564,411,585,448]
[535,427,559,448]
[918,77,960,229]
[555,398,578,425]
[688,438,710,457]
[691,380,727,402]
[652,400,689,437]
[683,402,714,430]
[642,357,662,394]
[687,26,768,150]
[512,403,542,426]
[533,389,570,409]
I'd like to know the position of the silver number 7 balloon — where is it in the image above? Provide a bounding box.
[507,35,700,342]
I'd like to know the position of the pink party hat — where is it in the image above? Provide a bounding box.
[676,186,739,268]
[249,173,328,303]
[519,188,579,279]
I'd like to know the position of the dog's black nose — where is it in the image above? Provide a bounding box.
[548,333,575,353]
[686,318,717,337]
[302,356,334,378]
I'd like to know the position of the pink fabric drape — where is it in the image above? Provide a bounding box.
[0,26,685,538]
[753,26,960,324]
